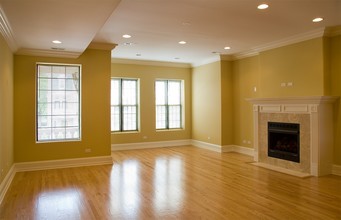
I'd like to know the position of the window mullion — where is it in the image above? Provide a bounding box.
[120,79,123,132]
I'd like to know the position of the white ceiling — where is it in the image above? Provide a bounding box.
[1,0,340,65]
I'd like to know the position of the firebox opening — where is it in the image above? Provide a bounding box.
[268,122,300,163]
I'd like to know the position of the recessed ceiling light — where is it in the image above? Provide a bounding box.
[52,40,62,44]
[312,17,324,23]
[224,46,231,50]
[182,22,191,26]
[257,3,269,9]
[122,34,132,38]
[178,41,187,45]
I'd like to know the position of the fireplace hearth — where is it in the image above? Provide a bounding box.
[268,122,300,163]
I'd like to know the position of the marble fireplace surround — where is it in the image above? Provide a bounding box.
[247,96,339,177]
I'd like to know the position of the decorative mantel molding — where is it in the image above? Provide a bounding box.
[247,96,339,177]
[246,96,339,105]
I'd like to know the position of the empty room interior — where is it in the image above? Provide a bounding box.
[1,0,341,219]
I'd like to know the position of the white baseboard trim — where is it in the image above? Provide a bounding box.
[15,156,113,172]
[112,139,192,151]
[191,140,222,152]
[332,164,341,176]
[0,165,16,205]
[222,145,255,156]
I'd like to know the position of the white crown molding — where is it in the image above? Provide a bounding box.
[16,48,81,59]
[111,58,191,68]
[0,5,18,52]
[332,164,341,176]
[232,50,260,60]
[0,165,15,205]
[14,156,113,172]
[112,139,191,151]
[232,28,326,60]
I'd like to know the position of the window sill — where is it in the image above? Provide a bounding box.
[111,131,140,135]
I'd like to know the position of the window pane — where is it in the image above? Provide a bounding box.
[111,78,138,132]
[38,65,51,78]
[52,91,66,102]
[66,116,79,127]
[111,79,120,105]
[66,102,79,115]
[37,103,52,116]
[155,81,166,105]
[122,80,137,105]
[38,78,51,90]
[52,128,65,140]
[66,66,79,79]
[52,78,65,90]
[65,79,78,90]
[65,91,79,102]
[37,64,81,142]
[123,106,137,130]
[156,105,166,129]
[52,116,65,127]
[169,105,181,128]
[155,80,183,130]
[65,127,79,139]
[38,116,51,128]
[38,128,52,140]
[111,106,120,131]
[168,81,181,105]
[38,91,52,103]
[52,66,65,78]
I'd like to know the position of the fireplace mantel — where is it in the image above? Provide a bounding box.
[247,96,339,176]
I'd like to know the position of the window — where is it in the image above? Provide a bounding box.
[111,78,138,132]
[36,64,81,142]
[155,80,182,129]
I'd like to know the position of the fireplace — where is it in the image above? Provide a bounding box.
[268,122,300,163]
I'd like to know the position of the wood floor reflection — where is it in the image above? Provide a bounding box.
[1,146,341,219]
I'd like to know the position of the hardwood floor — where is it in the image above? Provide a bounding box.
[1,146,341,219]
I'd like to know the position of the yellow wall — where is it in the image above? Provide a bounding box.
[232,37,329,150]
[221,60,233,145]
[192,61,222,145]
[14,49,112,162]
[259,38,325,97]
[111,63,191,144]
[330,34,341,165]
[0,34,14,184]
[232,56,260,147]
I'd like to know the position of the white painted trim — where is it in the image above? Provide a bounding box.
[112,139,192,151]
[111,58,191,68]
[332,164,341,176]
[16,48,81,59]
[0,5,17,52]
[252,162,311,178]
[0,165,16,205]
[191,140,222,152]
[221,145,255,156]
[15,156,113,172]
[233,145,255,156]
[233,28,325,60]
